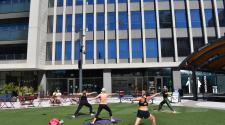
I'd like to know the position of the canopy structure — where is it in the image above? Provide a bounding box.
[179,37,225,73]
[179,37,225,101]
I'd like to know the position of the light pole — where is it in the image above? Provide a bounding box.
[78,29,86,92]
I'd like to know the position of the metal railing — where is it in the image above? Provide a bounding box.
[0,54,26,60]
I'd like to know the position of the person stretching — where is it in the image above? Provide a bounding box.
[90,88,116,124]
[132,91,159,125]
[72,90,96,118]
[158,87,176,113]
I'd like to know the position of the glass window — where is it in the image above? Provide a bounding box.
[132,39,143,58]
[144,11,156,29]
[46,42,52,61]
[67,0,73,6]
[75,40,80,60]
[87,0,94,4]
[66,14,72,32]
[97,0,104,4]
[159,10,172,28]
[119,0,127,3]
[65,41,72,60]
[55,41,62,61]
[56,15,63,33]
[86,40,94,60]
[108,12,116,30]
[47,16,53,33]
[119,12,128,30]
[48,0,54,7]
[161,38,174,57]
[217,9,225,27]
[97,12,105,31]
[190,9,202,28]
[97,40,105,59]
[86,13,94,31]
[175,9,187,28]
[57,0,63,7]
[144,0,154,2]
[76,0,82,5]
[108,40,117,59]
[146,38,158,58]
[108,0,115,3]
[131,11,142,29]
[119,39,129,59]
[208,37,217,43]
[205,9,215,27]
[75,14,83,32]
[131,0,140,2]
[193,37,204,52]
[177,38,190,57]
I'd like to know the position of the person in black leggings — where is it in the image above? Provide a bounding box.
[72,90,96,118]
[158,87,176,113]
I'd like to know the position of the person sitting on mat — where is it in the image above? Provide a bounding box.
[72,90,96,118]
[90,88,116,125]
[132,91,159,125]
[158,86,176,113]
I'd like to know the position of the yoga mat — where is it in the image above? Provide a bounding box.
[84,118,121,125]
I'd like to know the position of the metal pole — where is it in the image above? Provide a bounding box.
[79,29,85,92]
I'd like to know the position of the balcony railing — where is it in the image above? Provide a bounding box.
[0,0,30,14]
[0,54,26,60]
[0,29,28,41]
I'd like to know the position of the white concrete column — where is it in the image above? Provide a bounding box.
[115,0,120,63]
[128,0,132,63]
[185,0,194,53]
[82,0,86,64]
[173,70,181,91]
[200,0,208,44]
[140,0,146,63]
[213,0,221,38]
[155,0,162,62]
[71,0,76,64]
[103,70,112,93]
[52,0,58,65]
[171,0,178,62]
[105,0,109,64]
[62,0,67,64]
[94,0,97,64]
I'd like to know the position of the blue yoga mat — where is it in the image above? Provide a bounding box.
[84,118,121,125]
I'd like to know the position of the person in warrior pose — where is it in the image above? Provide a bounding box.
[90,88,116,124]
[158,87,176,113]
[132,91,159,125]
[72,90,96,118]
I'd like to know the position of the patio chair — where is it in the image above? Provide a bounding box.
[18,96,35,107]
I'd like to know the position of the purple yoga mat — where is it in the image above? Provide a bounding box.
[84,118,121,125]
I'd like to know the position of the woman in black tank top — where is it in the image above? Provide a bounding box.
[132,91,159,125]
[72,90,96,118]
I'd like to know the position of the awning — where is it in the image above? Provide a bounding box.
[179,37,225,72]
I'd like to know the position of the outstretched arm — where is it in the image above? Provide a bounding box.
[86,92,97,96]
[147,93,160,100]
[74,93,82,96]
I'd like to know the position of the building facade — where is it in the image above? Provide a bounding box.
[0,0,225,95]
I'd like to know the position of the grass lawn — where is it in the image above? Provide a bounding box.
[0,103,225,125]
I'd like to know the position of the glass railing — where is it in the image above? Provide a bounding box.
[0,54,27,60]
[0,29,28,41]
[0,1,30,14]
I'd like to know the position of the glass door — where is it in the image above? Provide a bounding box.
[155,77,163,93]
[67,78,75,95]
